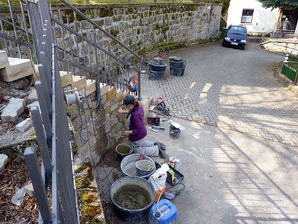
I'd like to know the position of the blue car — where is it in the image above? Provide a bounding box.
[222,25,247,50]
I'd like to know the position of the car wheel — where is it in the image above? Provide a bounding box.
[222,42,226,47]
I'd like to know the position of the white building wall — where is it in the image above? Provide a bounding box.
[227,0,280,33]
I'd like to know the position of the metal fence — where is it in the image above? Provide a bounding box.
[23,0,80,222]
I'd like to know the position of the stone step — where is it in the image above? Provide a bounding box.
[86,79,96,97]
[72,75,86,90]
[0,57,34,82]
[60,71,72,87]
[0,50,9,69]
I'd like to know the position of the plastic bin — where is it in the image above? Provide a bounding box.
[169,56,186,77]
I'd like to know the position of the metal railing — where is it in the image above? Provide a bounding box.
[50,0,144,102]
[0,0,35,60]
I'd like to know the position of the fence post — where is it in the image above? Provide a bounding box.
[94,32,102,111]
[30,106,52,175]
[24,147,52,224]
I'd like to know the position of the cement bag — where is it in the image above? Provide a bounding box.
[149,164,169,203]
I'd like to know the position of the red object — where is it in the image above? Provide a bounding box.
[139,154,145,159]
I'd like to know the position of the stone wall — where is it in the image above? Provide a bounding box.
[0,3,221,64]
[68,84,129,164]
[53,4,221,56]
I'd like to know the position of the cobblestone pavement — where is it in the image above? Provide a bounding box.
[142,42,298,146]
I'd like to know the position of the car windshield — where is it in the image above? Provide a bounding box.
[228,26,246,35]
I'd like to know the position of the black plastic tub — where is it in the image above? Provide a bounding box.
[169,56,186,77]
[110,176,156,222]
[148,57,167,80]
[148,69,166,80]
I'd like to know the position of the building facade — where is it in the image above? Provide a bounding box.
[227,0,280,34]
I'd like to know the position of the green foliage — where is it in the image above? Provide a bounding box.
[221,0,230,16]
[257,0,298,9]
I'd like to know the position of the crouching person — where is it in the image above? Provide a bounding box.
[117,95,168,159]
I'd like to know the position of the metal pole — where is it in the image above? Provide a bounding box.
[24,147,51,223]
[8,0,22,57]
[94,32,102,111]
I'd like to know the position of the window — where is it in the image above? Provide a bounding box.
[241,9,254,23]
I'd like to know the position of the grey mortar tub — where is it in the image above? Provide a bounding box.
[120,154,156,179]
[110,176,156,222]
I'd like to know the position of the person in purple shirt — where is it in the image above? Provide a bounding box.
[118,95,168,158]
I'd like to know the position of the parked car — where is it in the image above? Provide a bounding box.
[222,25,247,50]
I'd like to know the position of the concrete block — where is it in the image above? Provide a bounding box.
[60,71,72,87]
[16,118,33,132]
[0,50,9,69]
[86,79,96,96]
[1,97,25,123]
[72,75,86,90]
[27,87,38,104]
[0,57,34,82]
[0,154,8,171]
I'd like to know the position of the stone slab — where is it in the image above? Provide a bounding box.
[60,71,73,87]
[0,154,8,171]
[27,101,40,111]
[86,79,96,96]
[24,183,34,196]
[27,87,38,104]
[0,50,9,69]
[72,75,86,90]
[1,97,25,123]
[0,57,34,82]
[16,118,33,132]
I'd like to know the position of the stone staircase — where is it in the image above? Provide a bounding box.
[0,50,97,97]
[0,49,151,115]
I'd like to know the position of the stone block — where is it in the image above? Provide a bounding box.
[1,97,25,123]
[60,71,72,87]
[24,183,34,196]
[86,79,96,96]
[28,101,40,111]
[72,75,86,90]
[100,85,110,96]
[27,87,38,104]
[16,118,33,132]
[0,50,9,69]
[0,57,34,82]
[0,154,8,171]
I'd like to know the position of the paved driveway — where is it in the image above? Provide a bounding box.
[142,42,298,146]
[146,118,298,224]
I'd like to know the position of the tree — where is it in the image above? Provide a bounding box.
[221,0,231,16]
[257,0,298,9]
